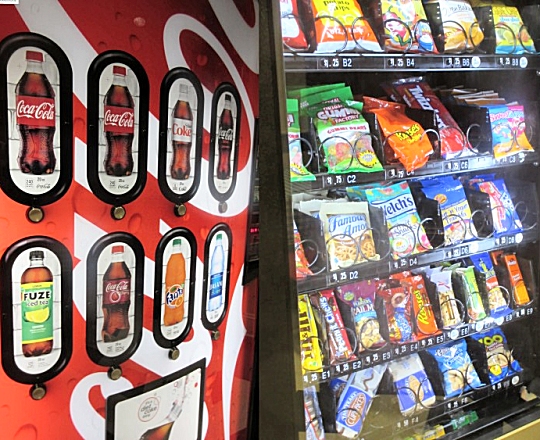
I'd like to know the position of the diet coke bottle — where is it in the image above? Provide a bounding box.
[102,245,131,342]
[170,84,193,180]
[217,94,233,180]
[16,50,56,175]
[103,66,134,177]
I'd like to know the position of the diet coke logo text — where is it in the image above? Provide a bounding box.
[16,96,55,127]
[104,105,135,134]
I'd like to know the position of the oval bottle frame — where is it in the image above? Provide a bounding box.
[0,32,73,207]
[87,51,149,206]
[201,223,233,330]
[153,228,197,349]
[158,68,204,204]
[86,232,144,367]
[208,83,241,203]
[0,236,73,385]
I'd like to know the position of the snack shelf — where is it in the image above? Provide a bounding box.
[302,305,533,385]
[355,372,525,440]
[292,152,539,192]
[284,53,540,73]
[297,228,537,294]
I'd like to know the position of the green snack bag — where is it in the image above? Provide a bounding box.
[287,99,315,182]
[306,90,383,174]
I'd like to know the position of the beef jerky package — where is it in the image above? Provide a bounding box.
[336,280,386,352]
[469,327,522,384]
[311,289,357,364]
[335,365,387,438]
[309,0,382,53]
[387,353,436,415]
[392,77,471,159]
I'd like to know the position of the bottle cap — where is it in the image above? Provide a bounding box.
[172,238,182,247]
[224,94,231,102]
[216,233,222,240]
[113,65,127,76]
[26,51,43,62]
[29,250,44,259]
[112,245,124,254]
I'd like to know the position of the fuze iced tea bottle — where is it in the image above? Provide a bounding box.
[21,250,53,357]
[163,238,186,326]
[102,245,131,342]
[170,84,193,180]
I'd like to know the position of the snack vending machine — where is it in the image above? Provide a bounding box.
[0,1,258,439]
[260,0,540,438]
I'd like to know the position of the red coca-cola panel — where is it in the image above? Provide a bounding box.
[16,95,56,127]
[103,106,135,135]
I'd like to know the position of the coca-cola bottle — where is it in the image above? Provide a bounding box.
[216,94,233,180]
[170,84,193,180]
[102,245,131,342]
[103,65,134,177]
[16,50,56,175]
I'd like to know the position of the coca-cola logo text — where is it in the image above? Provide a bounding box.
[218,128,233,142]
[16,96,55,127]
[104,109,134,128]
[105,280,130,293]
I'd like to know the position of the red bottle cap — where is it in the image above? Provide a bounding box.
[112,245,124,253]
[113,65,127,76]
[26,51,44,62]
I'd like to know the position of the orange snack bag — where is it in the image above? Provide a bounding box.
[310,0,382,53]
[367,106,433,171]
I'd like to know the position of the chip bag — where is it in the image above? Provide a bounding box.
[287,99,316,182]
[294,219,313,278]
[310,0,382,53]
[426,339,484,398]
[379,0,438,53]
[487,105,534,160]
[280,0,310,50]
[377,278,415,344]
[491,5,535,54]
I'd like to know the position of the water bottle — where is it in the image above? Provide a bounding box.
[208,234,224,312]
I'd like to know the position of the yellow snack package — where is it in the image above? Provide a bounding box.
[298,294,324,374]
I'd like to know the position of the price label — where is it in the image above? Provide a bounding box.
[319,56,354,69]
[444,56,474,69]
[320,370,331,381]
[526,307,534,316]
[409,342,419,352]
[382,351,392,362]
[351,360,362,371]
[435,334,445,344]
[498,56,520,68]
[387,56,416,69]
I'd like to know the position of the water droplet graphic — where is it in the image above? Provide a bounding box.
[128,213,142,233]
[134,17,146,27]
[46,222,56,233]
[129,35,142,51]
[197,55,208,67]
[14,424,37,440]
[97,41,108,52]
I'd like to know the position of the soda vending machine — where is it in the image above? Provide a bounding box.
[0,1,258,439]
[260,0,540,438]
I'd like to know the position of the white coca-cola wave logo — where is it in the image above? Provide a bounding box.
[104,109,134,128]
[16,100,55,120]
[218,128,233,141]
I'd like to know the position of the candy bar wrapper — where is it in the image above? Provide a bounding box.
[401,275,440,338]
[304,386,326,440]
[335,365,387,438]
[426,339,484,398]
[419,176,477,244]
[299,295,324,374]
[294,219,313,278]
[499,253,530,306]
[470,327,521,384]
[360,181,432,258]
[452,266,487,321]
[287,99,315,182]
[336,281,386,351]
[469,253,510,319]
[377,279,415,344]
[430,268,462,327]
[320,202,379,271]
[488,105,534,159]
[310,0,382,53]
[387,354,436,416]
[392,77,471,159]
[311,289,357,364]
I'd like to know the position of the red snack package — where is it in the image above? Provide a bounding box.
[311,289,357,364]
[392,77,470,159]
[376,279,415,344]
[401,275,440,338]
[280,0,309,50]
[294,219,312,278]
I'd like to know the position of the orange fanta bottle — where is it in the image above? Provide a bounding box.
[163,238,186,326]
